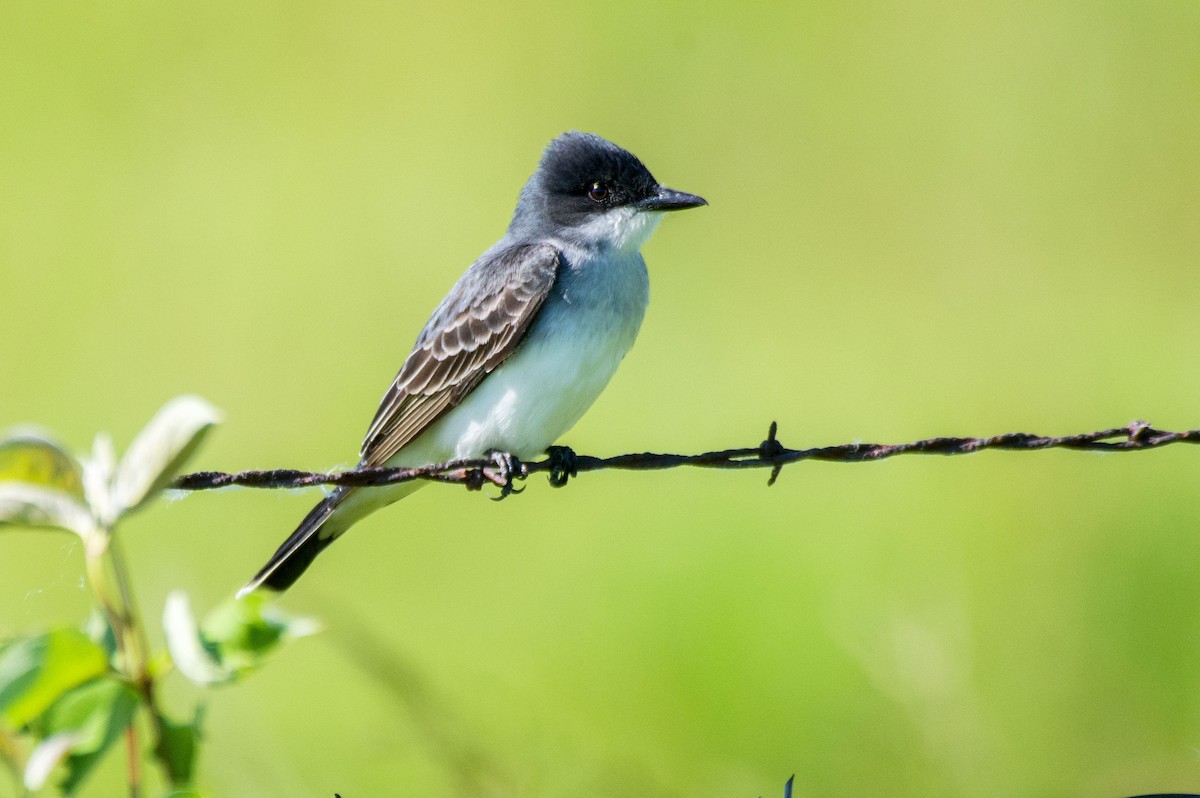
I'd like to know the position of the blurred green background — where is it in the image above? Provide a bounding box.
[2,1,1199,796]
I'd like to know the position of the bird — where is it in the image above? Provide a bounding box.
[239,131,706,596]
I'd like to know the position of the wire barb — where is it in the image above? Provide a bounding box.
[170,420,1200,493]
[760,421,785,487]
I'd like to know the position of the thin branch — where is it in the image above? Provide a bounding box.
[172,420,1200,493]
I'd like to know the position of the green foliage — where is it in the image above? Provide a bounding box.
[0,450,95,537]
[0,434,84,500]
[0,397,313,797]
[0,630,108,730]
[29,677,140,794]
[154,705,205,787]
[164,592,318,688]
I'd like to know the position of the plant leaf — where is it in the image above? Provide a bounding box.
[82,433,117,529]
[162,591,318,687]
[0,431,84,499]
[0,483,95,538]
[154,703,204,786]
[0,630,109,729]
[112,396,221,518]
[162,592,234,687]
[40,677,139,795]
[23,730,85,791]
[203,592,320,674]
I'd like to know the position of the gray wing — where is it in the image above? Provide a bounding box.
[359,242,561,468]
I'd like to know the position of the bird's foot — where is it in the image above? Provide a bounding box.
[545,445,578,488]
[483,449,525,500]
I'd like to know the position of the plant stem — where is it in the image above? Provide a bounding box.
[86,528,180,793]
[109,533,184,789]
[123,723,141,798]
[110,537,147,798]
[84,532,143,798]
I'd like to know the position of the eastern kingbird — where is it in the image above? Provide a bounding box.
[240,132,706,595]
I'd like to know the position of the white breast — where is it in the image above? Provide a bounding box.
[389,245,650,466]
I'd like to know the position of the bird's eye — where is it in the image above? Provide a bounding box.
[587,182,609,203]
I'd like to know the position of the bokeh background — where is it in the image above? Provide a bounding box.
[2,2,1199,796]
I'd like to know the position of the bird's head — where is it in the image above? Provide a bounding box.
[512,131,706,251]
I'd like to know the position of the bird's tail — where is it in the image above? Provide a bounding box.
[238,487,354,597]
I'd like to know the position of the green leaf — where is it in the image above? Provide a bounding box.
[163,591,318,687]
[154,704,204,786]
[0,432,94,538]
[112,396,221,518]
[0,629,109,729]
[0,431,84,499]
[38,677,139,794]
[163,791,204,798]
[205,592,320,674]
[0,483,95,538]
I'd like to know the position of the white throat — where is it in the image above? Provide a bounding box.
[576,207,664,253]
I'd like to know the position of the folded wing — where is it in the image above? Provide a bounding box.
[360,242,561,467]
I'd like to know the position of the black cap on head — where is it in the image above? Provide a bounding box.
[538,131,659,207]
[512,131,706,234]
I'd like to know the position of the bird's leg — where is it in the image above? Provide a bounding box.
[545,445,578,488]
[483,449,525,500]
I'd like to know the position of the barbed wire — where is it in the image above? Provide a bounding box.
[171,419,1200,495]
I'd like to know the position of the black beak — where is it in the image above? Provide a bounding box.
[637,186,708,212]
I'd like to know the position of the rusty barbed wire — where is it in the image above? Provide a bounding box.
[170,419,1200,494]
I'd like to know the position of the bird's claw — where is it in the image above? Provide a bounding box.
[545,445,578,487]
[483,449,525,500]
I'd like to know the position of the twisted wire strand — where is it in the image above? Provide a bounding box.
[171,420,1200,493]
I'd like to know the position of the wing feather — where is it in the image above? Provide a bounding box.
[359,242,561,468]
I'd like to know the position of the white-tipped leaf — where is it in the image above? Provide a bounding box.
[32,678,139,794]
[112,396,221,516]
[0,431,93,536]
[163,590,319,687]
[0,483,95,539]
[24,731,86,790]
[82,433,116,529]
[162,591,235,686]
